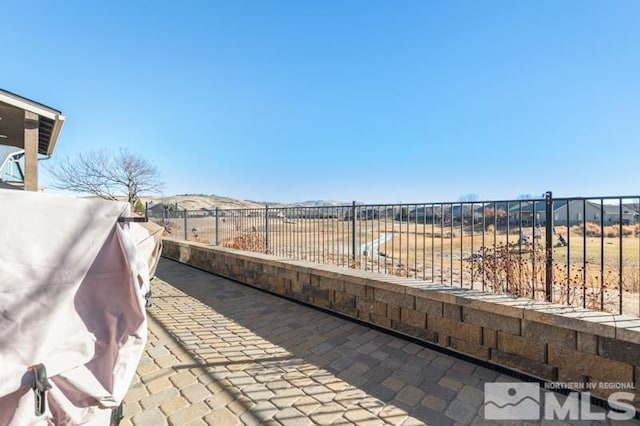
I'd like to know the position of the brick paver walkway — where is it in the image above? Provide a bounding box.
[121,258,634,425]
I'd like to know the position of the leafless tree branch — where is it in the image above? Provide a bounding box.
[47,148,164,205]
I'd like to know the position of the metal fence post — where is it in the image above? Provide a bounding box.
[351,201,357,262]
[265,205,270,253]
[183,208,188,240]
[545,191,553,302]
[215,207,220,245]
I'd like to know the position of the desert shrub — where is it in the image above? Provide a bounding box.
[622,225,637,237]
[221,230,269,253]
[471,243,545,298]
[585,222,601,237]
[571,223,637,238]
[470,242,619,311]
[602,225,635,238]
[604,226,619,238]
[622,263,640,293]
[571,223,609,237]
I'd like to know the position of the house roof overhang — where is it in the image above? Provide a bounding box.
[0,89,66,156]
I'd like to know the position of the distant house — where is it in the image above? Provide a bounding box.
[343,206,391,221]
[401,204,484,224]
[146,202,166,218]
[407,206,438,223]
[146,202,182,218]
[451,204,484,223]
[553,200,639,225]
[602,203,639,225]
[508,201,551,226]
[507,199,639,226]
[191,208,211,217]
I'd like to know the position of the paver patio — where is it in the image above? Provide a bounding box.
[121,258,637,425]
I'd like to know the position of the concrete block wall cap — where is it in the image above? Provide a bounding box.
[337,274,368,286]
[403,283,436,291]
[458,291,515,301]
[402,279,425,286]
[563,310,617,320]
[612,316,640,326]
[522,303,588,316]
[403,285,436,297]
[366,280,408,293]
[304,261,338,277]
[523,309,617,338]
[404,287,458,304]
[310,268,347,280]
[255,253,281,262]
[281,262,312,273]
[459,299,525,319]
[615,321,640,344]
[384,280,413,288]
[416,283,458,292]
[350,270,383,280]
[294,260,319,269]
[384,277,412,284]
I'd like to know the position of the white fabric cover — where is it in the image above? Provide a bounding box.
[0,189,150,425]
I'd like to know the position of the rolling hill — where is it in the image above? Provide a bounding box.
[139,194,352,211]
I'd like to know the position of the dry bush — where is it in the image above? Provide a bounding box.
[551,264,617,311]
[601,224,636,238]
[623,225,638,237]
[570,222,603,237]
[623,264,640,293]
[470,243,616,311]
[571,223,637,238]
[586,222,601,237]
[471,243,544,298]
[605,227,618,238]
[221,230,269,253]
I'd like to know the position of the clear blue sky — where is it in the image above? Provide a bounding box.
[3,1,639,204]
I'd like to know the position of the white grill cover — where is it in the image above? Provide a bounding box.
[0,189,150,424]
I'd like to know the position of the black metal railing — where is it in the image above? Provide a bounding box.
[147,193,640,316]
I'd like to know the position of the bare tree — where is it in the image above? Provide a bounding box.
[47,148,163,205]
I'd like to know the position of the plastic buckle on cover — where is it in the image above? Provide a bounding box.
[145,290,152,308]
[117,216,148,223]
[29,364,51,416]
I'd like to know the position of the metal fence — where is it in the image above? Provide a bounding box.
[148,192,640,317]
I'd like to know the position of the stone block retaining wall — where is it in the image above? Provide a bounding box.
[162,239,640,406]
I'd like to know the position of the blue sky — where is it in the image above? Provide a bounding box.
[3,1,639,204]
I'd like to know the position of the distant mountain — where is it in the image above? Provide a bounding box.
[141,194,264,210]
[287,200,350,207]
[139,194,352,210]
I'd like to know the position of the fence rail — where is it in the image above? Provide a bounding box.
[148,192,640,317]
